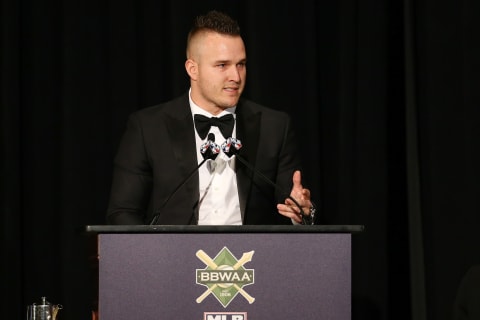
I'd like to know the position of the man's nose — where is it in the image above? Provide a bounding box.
[228,66,241,82]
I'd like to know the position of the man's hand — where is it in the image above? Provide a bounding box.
[277,170,312,224]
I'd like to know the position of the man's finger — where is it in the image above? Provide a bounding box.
[292,170,302,188]
[277,204,302,222]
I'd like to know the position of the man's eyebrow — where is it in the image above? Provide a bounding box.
[213,58,247,64]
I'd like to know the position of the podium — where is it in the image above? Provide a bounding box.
[85,225,363,320]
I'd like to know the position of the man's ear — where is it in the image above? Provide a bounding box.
[185,59,198,80]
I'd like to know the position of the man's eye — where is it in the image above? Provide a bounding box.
[218,64,226,68]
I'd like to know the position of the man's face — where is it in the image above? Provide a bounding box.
[187,32,246,114]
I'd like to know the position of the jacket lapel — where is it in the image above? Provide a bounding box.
[235,100,261,222]
[164,95,200,223]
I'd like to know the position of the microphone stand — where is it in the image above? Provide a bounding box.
[150,134,220,225]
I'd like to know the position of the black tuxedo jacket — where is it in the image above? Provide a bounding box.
[106,93,303,225]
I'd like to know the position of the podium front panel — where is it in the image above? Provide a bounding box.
[98,232,351,320]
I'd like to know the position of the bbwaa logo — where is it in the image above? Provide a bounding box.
[196,247,255,307]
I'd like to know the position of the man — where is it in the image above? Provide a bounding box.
[106,10,315,225]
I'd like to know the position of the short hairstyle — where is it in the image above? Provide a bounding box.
[186,10,241,57]
[189,10,240,37]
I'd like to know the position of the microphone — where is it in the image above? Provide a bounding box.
[221,137,315,225]
[149,133,219,225]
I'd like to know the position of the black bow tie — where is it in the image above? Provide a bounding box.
[194,114,235,139]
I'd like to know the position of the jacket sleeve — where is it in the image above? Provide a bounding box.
[106,113,152,224]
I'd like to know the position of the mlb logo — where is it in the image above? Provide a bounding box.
[204,312,247,320]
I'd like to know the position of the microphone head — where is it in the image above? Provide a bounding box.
[221,137,242,158]
[200,140,220,160]
[207,132,215,142]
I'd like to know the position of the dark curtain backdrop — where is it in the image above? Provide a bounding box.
[2,0,479,319]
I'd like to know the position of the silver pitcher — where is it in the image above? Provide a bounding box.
[27,297,62,320]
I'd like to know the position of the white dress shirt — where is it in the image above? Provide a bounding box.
[189,93,242,225]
